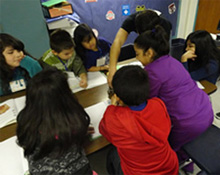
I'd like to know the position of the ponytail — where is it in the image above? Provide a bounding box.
[134,25,169,60]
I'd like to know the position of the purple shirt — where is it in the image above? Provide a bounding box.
[145,55,214,151]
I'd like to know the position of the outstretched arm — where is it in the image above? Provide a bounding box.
[108,28,129,87]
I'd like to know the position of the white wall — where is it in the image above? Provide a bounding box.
[176,0,199,39]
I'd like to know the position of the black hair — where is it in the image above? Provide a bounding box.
[112,65,149,106]
[0,33,31,95]
[50,29,74,53]
[134,25,169,60]
[135,10,160,34]
[185,30,220,71]
[74,23,98,63]
[16,68,90,160]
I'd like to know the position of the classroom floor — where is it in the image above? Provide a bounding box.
[88,79,220,175]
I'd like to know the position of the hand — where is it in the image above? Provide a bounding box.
[87,126,95,135]
[79,73,88,88]
[181,50,197,62]
[111,94,121,106]
[79,78,88,88]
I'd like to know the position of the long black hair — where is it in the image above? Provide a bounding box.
[16,68,90,160]
[74,23,98,63]
[134,25,169,60]
[0,33,30,95]
[185,30,220,71]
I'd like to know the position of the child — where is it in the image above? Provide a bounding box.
[134,25,214,172]
[99,65,179,175]
[181,30,220,84]
[41,29,88,88]
[16,68,94,175]
[74,23,111,72]
[0,33,42,96]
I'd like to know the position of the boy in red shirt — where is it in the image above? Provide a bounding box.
[99,65,179,175]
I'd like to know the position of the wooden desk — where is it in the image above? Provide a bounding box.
[0,84,110,155]
[199,80,217,95]
[0,58,217,155]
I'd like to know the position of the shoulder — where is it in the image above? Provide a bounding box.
[20,56,41,67]
[148,97,166,108]
[121,12,139,33]
[41,49,58,64]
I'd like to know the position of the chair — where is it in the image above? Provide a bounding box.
[118,43,136,62]
[182,124,220,174]
[170,38,185,61]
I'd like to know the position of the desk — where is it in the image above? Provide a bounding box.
[0,84,110,155]
[0,58,218,155]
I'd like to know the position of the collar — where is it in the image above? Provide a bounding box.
[129,101,147,111]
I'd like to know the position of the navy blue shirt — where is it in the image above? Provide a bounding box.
[182,59,219,84]
[84,37,111,69]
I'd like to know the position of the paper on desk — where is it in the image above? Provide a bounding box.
[67,71,107,93]
[0,136,28,175]
[196,81,205,89]
[85,100,110,139]
[117,60,143,70]
[0,96,25,128]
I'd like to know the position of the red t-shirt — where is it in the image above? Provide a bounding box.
[99,97,179,175]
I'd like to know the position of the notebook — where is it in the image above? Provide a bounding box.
[0,96,25,128]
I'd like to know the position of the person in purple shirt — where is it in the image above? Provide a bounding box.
[181,30,220,84]
[74,23,111,72]
[134,25,214,173]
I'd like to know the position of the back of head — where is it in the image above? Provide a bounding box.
[112,65,149,106]
[185,30,220,65]
[74,23,95,46]
[50,29,74,53]
[135,9,160,34]
[134,25,169,60]
[17,67,90,159]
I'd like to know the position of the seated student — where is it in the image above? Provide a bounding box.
[74,23,111,72]
[99,66,179,175]
[16,68,96,175]
[134,25,214,173]
[0,33,42,96]
[181,30,220,84]
[41,29,88,88]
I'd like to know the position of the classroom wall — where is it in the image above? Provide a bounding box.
[0,0,50,59]
[68,0,180,44]
[176,0,199,39]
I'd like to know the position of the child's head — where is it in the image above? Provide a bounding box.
[135,9,160,34]
[112,65,149,106]
[50,29,75,60]
[185,30,220,66]
[17,68,90,158]
[134,25,169,65]
[0,33,25,69]
[74,23,97,51]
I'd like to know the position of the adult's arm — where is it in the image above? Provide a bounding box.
[108,28,129,86]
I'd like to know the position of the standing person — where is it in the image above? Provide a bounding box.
[134,25,214,173]
[108,9,172,86]
[181,30,220,84]
[16,68,95,175]
[99,66,179,175]
[41,29,88,88]
[74,23,111,72]
[0,33,42,96]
